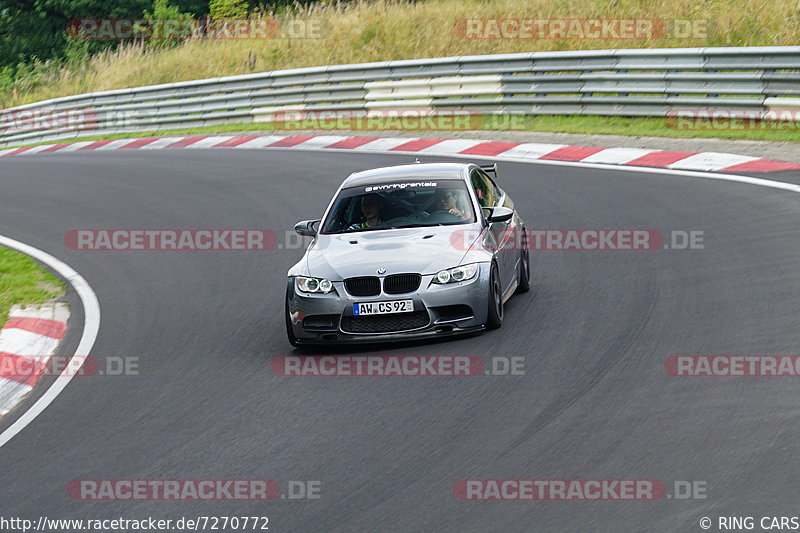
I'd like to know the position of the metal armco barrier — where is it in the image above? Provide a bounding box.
[2,46,800,147]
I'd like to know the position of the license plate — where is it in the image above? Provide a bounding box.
[353,300,414,316]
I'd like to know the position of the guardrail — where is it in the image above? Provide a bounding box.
[2,46,800,147]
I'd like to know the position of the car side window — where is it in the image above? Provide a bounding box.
[470,169,496,208]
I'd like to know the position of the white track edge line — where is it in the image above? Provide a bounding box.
[254,145,800,194]
[0,235,100,449]
[9,136,800,193]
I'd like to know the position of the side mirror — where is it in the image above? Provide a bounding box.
[484,206,513,224]
[294,219,320,237]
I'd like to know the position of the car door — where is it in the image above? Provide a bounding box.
[487,175,519,295]
[470,168,516,295]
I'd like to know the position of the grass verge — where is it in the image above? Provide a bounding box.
[0,246,66,328]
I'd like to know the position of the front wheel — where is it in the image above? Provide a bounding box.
[485,262,503,330]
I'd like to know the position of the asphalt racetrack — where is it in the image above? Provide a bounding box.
[1,148,799,532]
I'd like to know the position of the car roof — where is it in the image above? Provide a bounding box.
[341,162,472,188]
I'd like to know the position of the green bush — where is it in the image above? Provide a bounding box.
[209,0,251,19]
[137,0,196,48]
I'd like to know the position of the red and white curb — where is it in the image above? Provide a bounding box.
[1,135,799,173]
[0,234,98,450]
[0,303,69,417]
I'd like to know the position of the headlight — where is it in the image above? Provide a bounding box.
[296,276,335,293]
[432,264,479,284]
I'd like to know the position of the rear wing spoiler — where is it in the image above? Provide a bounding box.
[479,164,498,176]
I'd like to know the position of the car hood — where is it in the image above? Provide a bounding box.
[305,225,478,280]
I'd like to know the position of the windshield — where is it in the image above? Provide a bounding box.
[320,179,476,234]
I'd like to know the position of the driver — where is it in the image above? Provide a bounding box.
[348,193,384,230]
[433,189,466,219]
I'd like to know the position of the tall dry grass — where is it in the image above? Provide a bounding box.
[9,0,800,105]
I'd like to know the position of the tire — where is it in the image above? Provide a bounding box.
[285,297,300,348]
[485,262,503,330]
[516,230,531,294]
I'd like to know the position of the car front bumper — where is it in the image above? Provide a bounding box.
[286,264,491,344]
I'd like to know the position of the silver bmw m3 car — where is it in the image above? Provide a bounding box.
[285,161,530,346]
